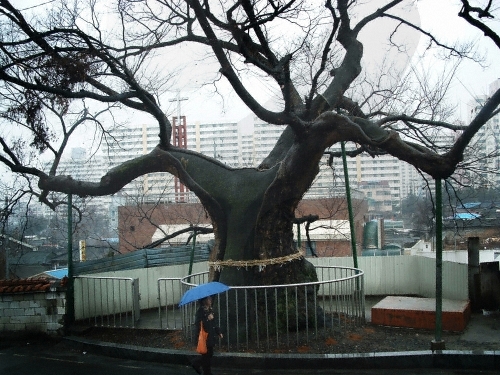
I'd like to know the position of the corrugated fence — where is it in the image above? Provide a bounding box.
[308,256,468,300]
[73,244,211,275]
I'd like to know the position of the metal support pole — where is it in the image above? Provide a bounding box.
[431,179,445,350]
[188,229,197,279]
[467,237,480,312]
[341,142,358,269]
[67,194,75,324]
[297,223,301,249]
[3,236,7,279]
[3,197,9,279]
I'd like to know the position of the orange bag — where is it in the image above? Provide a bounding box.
[196,321,208,354]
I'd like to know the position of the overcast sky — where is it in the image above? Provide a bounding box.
[8,1,500,134]
[163,0,500,125]
[417,1,500,116]
[1,0,498,195]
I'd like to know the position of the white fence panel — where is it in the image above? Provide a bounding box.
[310,255,468,300]
[74,276,140,326]
[82,261,208,310]
[443,260,468,300]
[416,256,436,297]
[74,255,468,325]
[415,256,468,300]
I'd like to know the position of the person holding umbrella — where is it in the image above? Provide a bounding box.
[179,281,229,375]
[191,295,223,375]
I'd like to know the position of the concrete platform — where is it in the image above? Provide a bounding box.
[371,296,471,332]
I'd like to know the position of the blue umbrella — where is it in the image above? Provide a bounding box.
[178,281,230,307]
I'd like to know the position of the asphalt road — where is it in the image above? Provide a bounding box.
[1,338,498,375]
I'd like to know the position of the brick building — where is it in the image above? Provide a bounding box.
[118,197,367,257]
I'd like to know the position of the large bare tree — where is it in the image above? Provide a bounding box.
[0,0,499,292]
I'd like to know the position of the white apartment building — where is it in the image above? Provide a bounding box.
[56,147,105,183]
[53,100,480,224]
[46,147,110,207]
[251,118,416,209]
[465,79,500,188]
[42,124,176,226]
[111,116,430,214]
[317,145,418,215]
[40,147,116,229]
[253,119,284,163]
[186,121,240,167]
[105,124,176,204]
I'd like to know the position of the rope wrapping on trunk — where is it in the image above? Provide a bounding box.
[208,251,304,272]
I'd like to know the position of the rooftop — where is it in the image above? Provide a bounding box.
[0,277,67,294]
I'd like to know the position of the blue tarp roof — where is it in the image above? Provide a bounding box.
[44,268,68,279]
[455,213,480,220]
[461,202,481,209]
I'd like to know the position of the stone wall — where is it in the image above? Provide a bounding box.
[0,280,66,335]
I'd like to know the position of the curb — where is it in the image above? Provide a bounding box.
[64,336,500,371]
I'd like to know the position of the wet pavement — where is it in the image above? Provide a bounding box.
[3,338,500,375]
[64,296,500,372]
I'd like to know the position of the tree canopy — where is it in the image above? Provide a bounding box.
[0,0,499,285]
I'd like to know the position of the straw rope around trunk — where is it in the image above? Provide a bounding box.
[208,251,304,272]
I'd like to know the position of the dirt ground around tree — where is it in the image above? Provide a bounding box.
[73,314,500,354]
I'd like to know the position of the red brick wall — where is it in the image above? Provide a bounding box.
[118,203,210,253]
[314,240,353,257]
[118,198,367,255]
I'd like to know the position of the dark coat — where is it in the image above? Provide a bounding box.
[195,305,221,347]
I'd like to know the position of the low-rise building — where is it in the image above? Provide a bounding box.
[118,198,368,257]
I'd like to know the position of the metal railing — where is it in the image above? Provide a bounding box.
[175,265,364,351]
[157,277,183,329]
[74,257,470,334]
[74,276,140,328]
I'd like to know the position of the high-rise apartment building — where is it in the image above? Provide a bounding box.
[55,92,487,223]
[56,147,105,183]
[465,78,500,188]
[103,116,429,215]
[318,145,415,215]
[41,146,116,229]
[105,123,175,204]
[186,121,240,167]
[247,117,417,211]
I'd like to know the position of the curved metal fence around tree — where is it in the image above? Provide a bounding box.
[179,265,365,352]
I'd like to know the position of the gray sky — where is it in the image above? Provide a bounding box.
[162,0,500,125]
[7,1,500,141]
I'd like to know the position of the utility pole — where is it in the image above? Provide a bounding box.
[431,178,445,351]
[340,142,358,269]
[3,197,8,279]
[67,194,74,324]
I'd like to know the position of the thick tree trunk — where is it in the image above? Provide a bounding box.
[211,177,319,341]
[167,138,326,340]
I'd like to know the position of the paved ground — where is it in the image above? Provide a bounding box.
[4,295,499,372]
[135,295,500,346]
[62,297,500,372]
[3,338,500,375]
